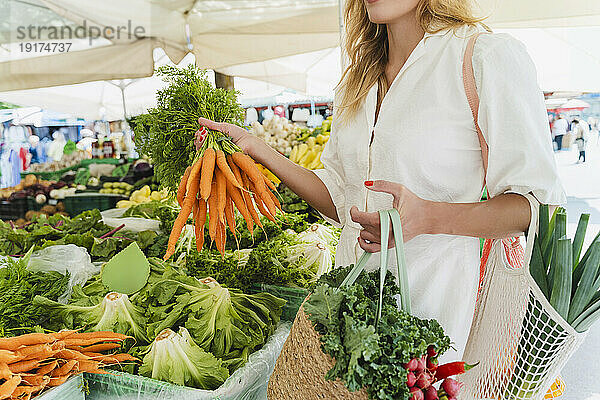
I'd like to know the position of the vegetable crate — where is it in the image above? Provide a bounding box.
[21,165,79,181]
[63,193,127,216]
[37,374,86,400]
[250,284,308,322]
[0,198,28,220]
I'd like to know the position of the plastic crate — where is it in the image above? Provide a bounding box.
[0,198,28,220]
[249,284,308,322]
[63,193,127,216]
[37,374,86,400]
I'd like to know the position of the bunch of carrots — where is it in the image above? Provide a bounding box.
[0,331,139,399]
[164,128,282,259]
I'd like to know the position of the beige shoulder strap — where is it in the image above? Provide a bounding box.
[462,32,489,184]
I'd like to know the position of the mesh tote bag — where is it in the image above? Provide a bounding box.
[460,194,587,400]
[267,209,410,399]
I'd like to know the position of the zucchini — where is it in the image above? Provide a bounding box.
[572,214,590,268]
[549,238,572,321]
[530,236,550,299]
[568,242,600,324]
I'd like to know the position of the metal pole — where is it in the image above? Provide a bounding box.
[338,0,345,70]
[120,83,128,120]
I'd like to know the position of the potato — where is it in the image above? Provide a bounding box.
[15,218,26,227]
[56,202,65,212]
[25,210,39,221]
[56,211,69,217]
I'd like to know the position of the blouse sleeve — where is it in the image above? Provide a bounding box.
[473,33,566,205]
[312,93,347,227]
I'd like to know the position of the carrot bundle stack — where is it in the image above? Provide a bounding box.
[164,133,282,259]
[0,331,140,399]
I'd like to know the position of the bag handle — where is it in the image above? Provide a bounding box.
[339,209,411,325]
[463,32,490,189]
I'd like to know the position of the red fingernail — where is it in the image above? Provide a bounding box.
[364,181,373,187]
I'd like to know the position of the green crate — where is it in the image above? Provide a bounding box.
[63,193,127,216]
[250,284,308,322]
[0,198,28,220]
[37,374,86,400]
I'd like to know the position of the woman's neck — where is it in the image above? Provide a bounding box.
[385,10,425,85]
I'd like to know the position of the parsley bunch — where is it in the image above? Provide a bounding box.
[131,65,245,191]
[305,266,451,400]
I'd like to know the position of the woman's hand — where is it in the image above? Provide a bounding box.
[350,180,432,252]
[197,117,260,155]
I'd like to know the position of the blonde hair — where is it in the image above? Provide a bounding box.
[337,0,483,121]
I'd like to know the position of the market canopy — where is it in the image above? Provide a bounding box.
[0,0,339,91]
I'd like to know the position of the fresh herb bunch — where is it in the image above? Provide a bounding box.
[305,266,451,400]
[186,231,313,291]
[0,249,69,336]
[131,65,245,191]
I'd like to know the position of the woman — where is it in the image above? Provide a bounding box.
[199,0,565,361]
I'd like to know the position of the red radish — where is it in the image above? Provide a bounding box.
[416,372,432,389]
[407,372,417,387]
[410,387,424,400]
[406,358,419,371]
[427,345,437,358]
[424,386,439,400]
[427,357,438,371]
[442,378,462,397]
[415,357,427,372]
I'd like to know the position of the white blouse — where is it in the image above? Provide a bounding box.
[314,24,565,362]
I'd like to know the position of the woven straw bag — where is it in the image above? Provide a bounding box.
[460,194,588,400]
[268,209,410,399]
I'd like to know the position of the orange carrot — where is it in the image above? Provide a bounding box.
[216,150,242,189]
[20,374,49,386]
[81,343,121,353]
[36,360,58,376]
[75,359,101,373]
[11,377,49,397]
[48,330,78,341]
[0,350,17,365]
[250,182,276,222]
[110,353,141,363]
[232,153,277,215]
[15,344,53,361]
[215,221,226,256]
[266,187,282,211]
[65,332,128,341]
[200,148,216,200]
[54,349,90,361]
[0,363,10,380]
[177,166,192,207]
[262,172,277,191]
[51,359,78,377]
[207,183,218,240]
[8,359,39,374]
[224,193,236,239]
[48,375,69,387]
[231,152,267,189]
[226,181,253,234]
[240,172,263,228]
[192,197,199,246]
[195,199,207,251]
[0,375,21,399]
[215,168,226,224]
[0,334,52,351]
[164,160,202,260]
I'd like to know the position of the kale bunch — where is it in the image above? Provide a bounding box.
[305,266,451,400]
